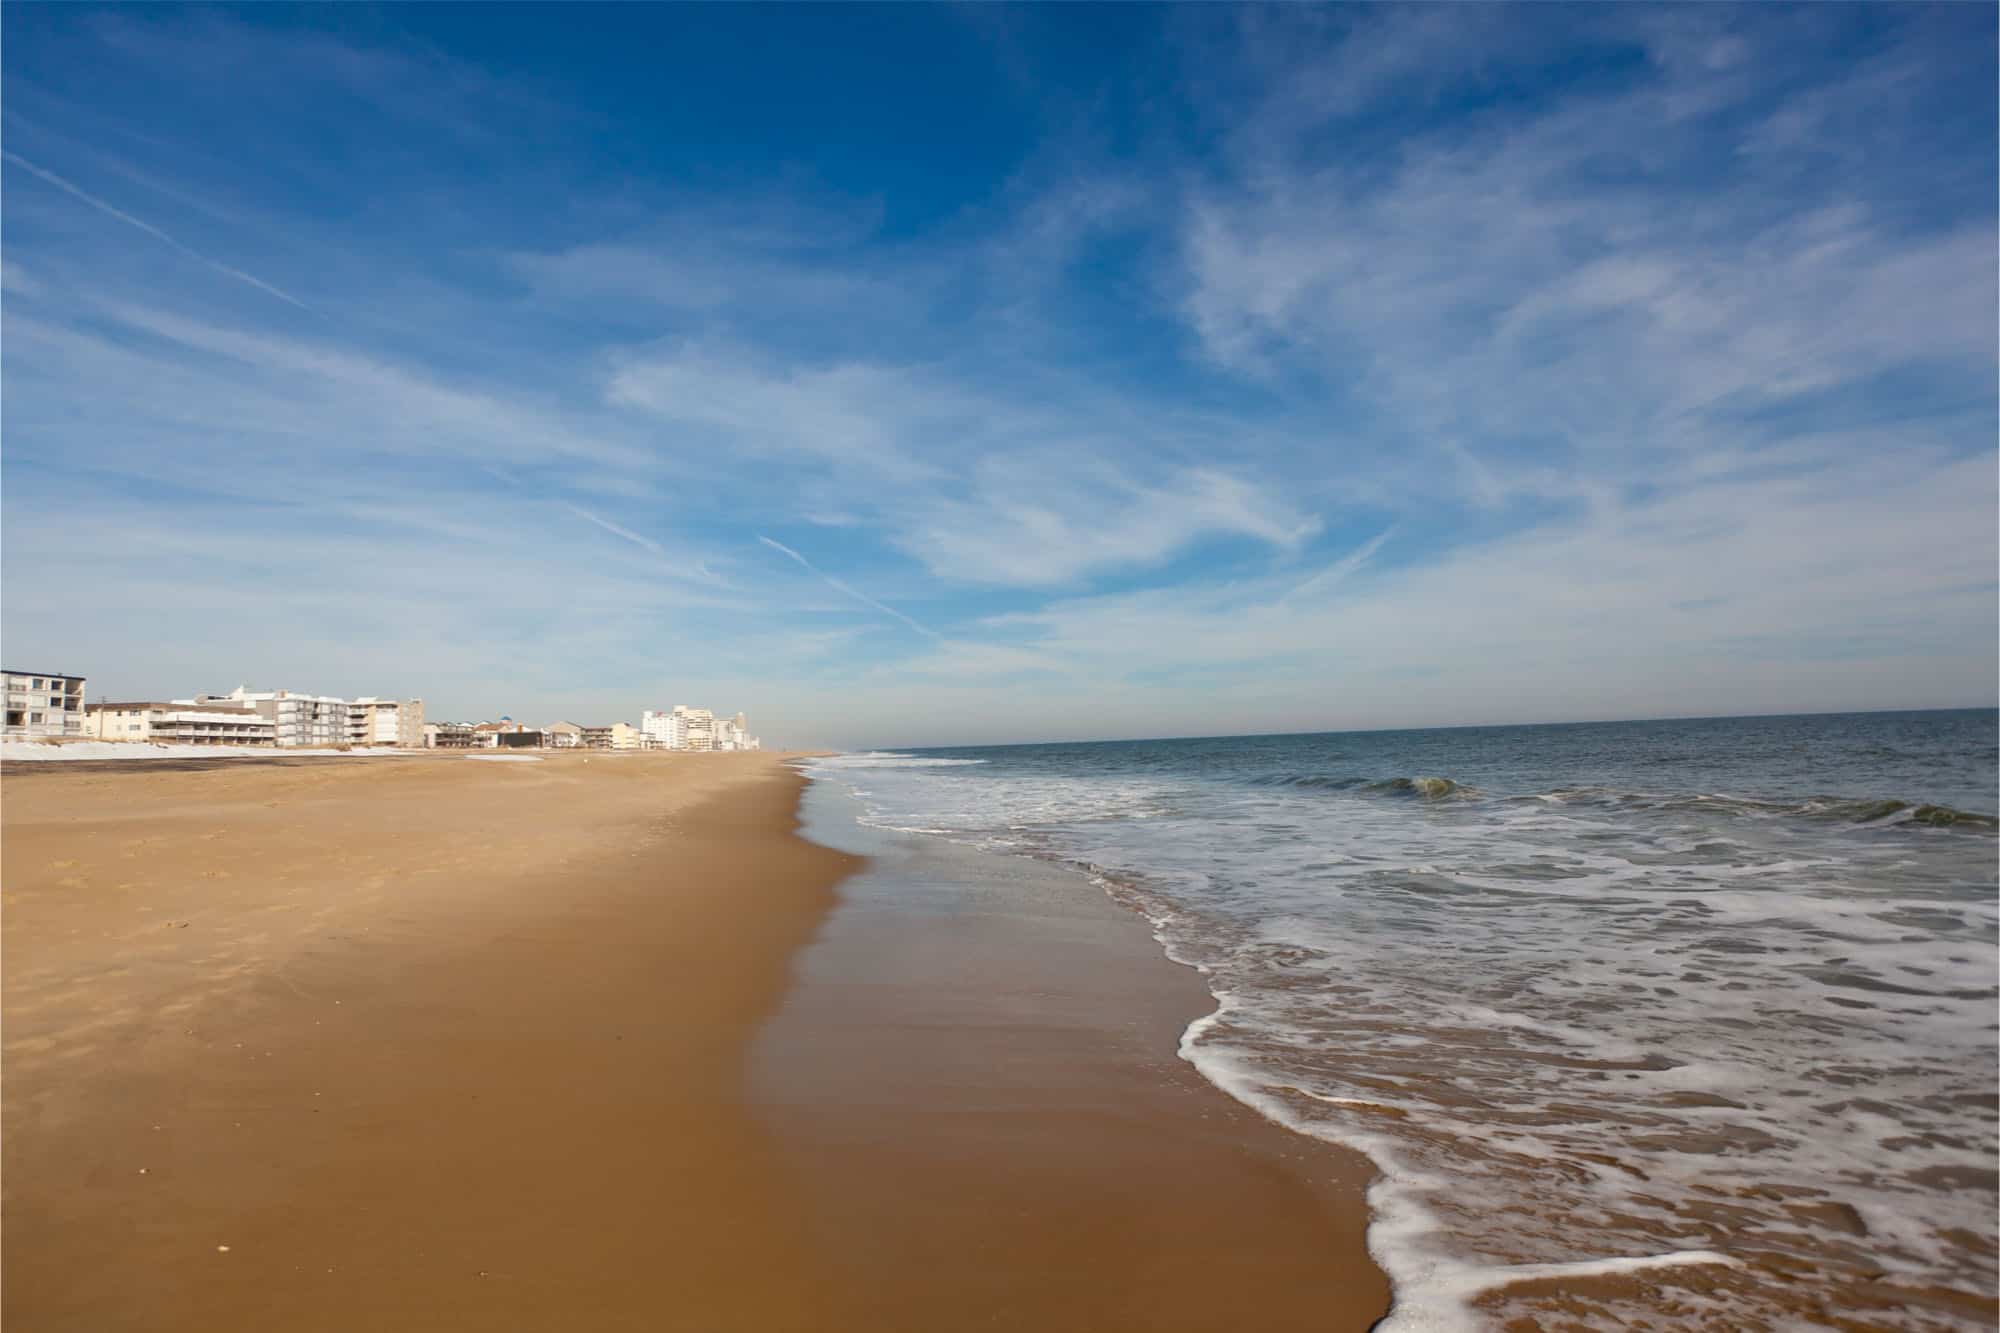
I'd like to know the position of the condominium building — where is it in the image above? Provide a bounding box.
[349,697,426,747]
[86,701,275,746]
[190,688,349,748]
[609,721,644,751]
[579,725,615,750]
[171,688,421,749]
[678,706,716,752]
[4,669,86,740]
[544,721,584,748]
[636,704,757,751]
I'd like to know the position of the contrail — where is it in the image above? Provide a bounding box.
[564,502,724,584]
[3,150,312,312]
[565,502,669,558]
[758,535,938,638]
[1287,526,1395,602]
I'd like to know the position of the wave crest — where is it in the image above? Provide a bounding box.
[1529,788,1997,830]
[1253,773,1472,800]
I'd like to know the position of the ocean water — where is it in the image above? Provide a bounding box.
[803,710,1999,1332]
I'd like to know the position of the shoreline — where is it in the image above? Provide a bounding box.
[4,751,1389,1330]
[755,773,1391,1330]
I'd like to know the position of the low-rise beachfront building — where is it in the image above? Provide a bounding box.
[470,720,530,748]
[85,701,275,746]
[424,722,477,748]
[609,721,645,751]
[189,687,349,748]
[579,725,615,750]
[4,669,87,740]
[544,721,584,748]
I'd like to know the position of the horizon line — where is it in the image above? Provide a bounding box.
[865,702,2000,753]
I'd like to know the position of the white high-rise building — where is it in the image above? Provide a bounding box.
[642,708,685,751]
[638,704,751,752]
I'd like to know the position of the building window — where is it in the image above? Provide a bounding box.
[29,712,43,724]
[6,711,20,726]
[31,678,44,689]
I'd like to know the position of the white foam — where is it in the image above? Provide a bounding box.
[1376,1250,1742,1333]
[818,752,988,768]
[805,744,2000,1330]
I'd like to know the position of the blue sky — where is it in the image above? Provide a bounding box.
[3,4,1994,748]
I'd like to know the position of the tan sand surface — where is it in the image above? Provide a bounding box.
[4,751,1385,1330]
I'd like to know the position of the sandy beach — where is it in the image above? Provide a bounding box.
[3,751,1389,1331]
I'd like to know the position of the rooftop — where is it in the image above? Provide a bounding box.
[89,701,259,714]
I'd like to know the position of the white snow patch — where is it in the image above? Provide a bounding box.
[2,742,400,762]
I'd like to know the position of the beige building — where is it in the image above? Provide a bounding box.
[609,721,645,751]
[350,697,425,747]
[4,669,86,740]
[86,701,275,746]
[544,721,584,749]
[579,725,615,750]
[678,707,716,752]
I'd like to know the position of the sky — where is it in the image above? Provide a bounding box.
[2,3,1994,749]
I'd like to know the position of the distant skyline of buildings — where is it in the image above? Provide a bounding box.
[5,667,763,753]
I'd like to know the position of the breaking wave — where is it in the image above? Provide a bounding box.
[1251,773,1995,829]
[1254,773,1474,800]
[821,751,989,768]
[1524,788,1998,830]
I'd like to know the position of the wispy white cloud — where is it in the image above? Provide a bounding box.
[918,450,1996,732]
[2,150,312,311]
[1174,10,1995,508]
[1,6,1990,746]
[613,349,1322,586]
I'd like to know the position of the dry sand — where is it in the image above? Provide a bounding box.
[4,750,1387,1330]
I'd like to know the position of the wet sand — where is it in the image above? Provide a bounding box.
[4,750,1388,1330]
[755,779,1392,1330]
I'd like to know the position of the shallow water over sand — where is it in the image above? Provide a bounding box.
[807,711,2000,1331]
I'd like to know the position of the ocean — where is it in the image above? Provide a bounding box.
[803,709,1999,1331]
